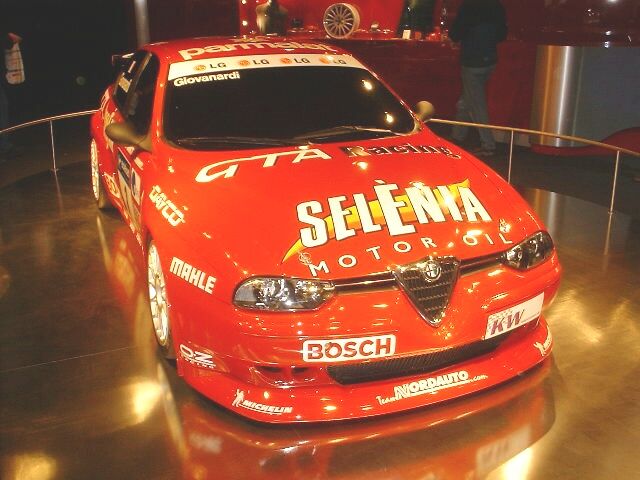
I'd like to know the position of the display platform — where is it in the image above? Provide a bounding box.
[0,163,638,479]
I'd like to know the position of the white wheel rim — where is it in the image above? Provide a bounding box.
[90,140,100,201]
[148,243,170,346]
[323,3,360,39]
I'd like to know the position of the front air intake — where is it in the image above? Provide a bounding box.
[327,334,506,385]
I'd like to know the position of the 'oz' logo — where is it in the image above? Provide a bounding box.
[180,344,215,369]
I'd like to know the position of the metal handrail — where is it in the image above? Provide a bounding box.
[0,110,98,135]
[429,118,639,214]
[1,110,637,214]
[429,118,640,157]
[0,109,98,173]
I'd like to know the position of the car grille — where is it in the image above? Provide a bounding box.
[393,256,460,326]
[327,334,507,385]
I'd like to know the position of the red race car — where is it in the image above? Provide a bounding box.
[90,36,561,423]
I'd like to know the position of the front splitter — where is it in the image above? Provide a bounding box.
[181,319,552,423]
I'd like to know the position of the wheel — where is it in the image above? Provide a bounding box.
[90,139,112,210]
[323,3,361,39]
[147,241,176,359]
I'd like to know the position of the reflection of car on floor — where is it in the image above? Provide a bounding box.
[90,35,561,423]
[169,359,554,479]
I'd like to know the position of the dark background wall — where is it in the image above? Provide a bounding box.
[3,0,637,125]
[2,0,239,124]
[2,0,133,123]
[147,0,238,42]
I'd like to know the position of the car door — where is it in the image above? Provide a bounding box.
[111,52,159,241]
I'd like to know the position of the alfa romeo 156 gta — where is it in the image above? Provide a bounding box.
[90,36,561,422]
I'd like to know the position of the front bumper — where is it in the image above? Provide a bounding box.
[181,316,553,423]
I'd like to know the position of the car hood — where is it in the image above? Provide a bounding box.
[157,132,544,280]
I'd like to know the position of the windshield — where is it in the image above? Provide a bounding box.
[163,64,417,150]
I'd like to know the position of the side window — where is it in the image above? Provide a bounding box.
[114,50,147,111]
[127,55,159,135]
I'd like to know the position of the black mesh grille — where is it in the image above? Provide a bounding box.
[393,256,460,325]
[327,335,506,385]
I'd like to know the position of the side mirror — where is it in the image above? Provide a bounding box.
[105,121,151,151]
[415,101,435,122]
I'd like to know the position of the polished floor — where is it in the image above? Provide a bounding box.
[1,163,639,479]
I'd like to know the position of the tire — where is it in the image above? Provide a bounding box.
[90,139,112,210]
[147,241,176,359]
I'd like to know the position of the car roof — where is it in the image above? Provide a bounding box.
[144,36,350,64]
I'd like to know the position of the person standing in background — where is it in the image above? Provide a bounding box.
[1,17,22,162]
[449,0,507,157]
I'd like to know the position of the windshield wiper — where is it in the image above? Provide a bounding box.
[175,136,302,148]
[294,125,401,141]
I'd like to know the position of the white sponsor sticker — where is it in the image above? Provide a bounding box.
[302,334,396,362]
[485,293,544,340]
[180,344,215,369]
[376,370,488,405]
[148,185,185,227]
[533,328,552,356]
[195,148,331,183]
[103,173,120,198]
[177,40,338,60]
[231,390,293,415]
[173,71,241,87]
[168,53,365,81]
[170,257,216,294]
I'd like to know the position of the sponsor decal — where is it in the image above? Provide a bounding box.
[283,180,492,262]
[341,143,461,159]
[117,152,142,233]
[303,334,396,362]
[148,185,186,227]
[130,169,142,205]
[298,251,313,265]
[178,41,338,60]
[180,344,215,369]
[170,257,216,294]
[231,390,293,415]
[173,71,240,87]
[533,328,552,357]
[376,370,488,405]
[499,218,511,234]
[103,173,120,199]
[168,53,362,81]
[195,148,331,183]
[485,293,544,340]
[298,233,513,277]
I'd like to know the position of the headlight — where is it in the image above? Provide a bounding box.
[234,277,335,311]
[501,231,554,270]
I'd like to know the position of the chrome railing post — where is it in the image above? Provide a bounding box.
[49,120,58,174]
[507,129,514,184]
[609,150,621,214]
